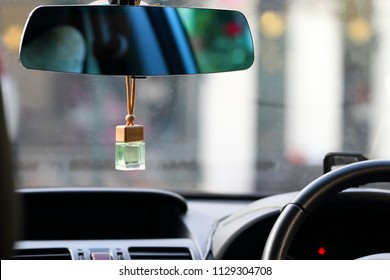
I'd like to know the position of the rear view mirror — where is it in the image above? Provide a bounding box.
[19,5,254,76]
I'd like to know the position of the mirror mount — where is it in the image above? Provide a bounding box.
[109,0,141,5]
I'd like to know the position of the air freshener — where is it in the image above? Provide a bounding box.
[115,76,145,171]
[115,124,145,170]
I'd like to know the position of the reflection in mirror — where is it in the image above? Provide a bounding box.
[19,5,254,76]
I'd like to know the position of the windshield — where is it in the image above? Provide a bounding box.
[1,0,389,195]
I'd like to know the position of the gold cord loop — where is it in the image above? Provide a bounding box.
[125,76,137,126]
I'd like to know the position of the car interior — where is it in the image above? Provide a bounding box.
[1,0,390,261]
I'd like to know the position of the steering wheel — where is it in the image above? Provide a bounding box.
[262,159,390,260]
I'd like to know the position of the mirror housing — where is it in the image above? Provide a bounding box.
[19,5,254,76]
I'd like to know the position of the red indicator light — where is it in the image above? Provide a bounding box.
[318,247,326,256]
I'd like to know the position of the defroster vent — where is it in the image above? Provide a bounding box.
[13,248,72,260]
[128,247,192,260]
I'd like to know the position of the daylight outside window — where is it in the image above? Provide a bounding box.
[0,0,389,195]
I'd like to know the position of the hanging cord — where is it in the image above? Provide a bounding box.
[125,76,136,126]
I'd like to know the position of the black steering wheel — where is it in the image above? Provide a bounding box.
[262,159,390,260]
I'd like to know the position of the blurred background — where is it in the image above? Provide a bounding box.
[1,0,389,195]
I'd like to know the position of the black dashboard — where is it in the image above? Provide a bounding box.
[20,189,188,240]
[14,188,202,260]
[12,187,390,260]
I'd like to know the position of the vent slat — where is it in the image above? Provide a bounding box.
[129,247,192,260]
[13,248,72,260]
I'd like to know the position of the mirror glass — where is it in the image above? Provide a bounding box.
[19,5,254,76]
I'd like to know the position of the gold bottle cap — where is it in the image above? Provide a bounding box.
[116,125,144,142]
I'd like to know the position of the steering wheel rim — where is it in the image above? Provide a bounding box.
[262,159,390,260]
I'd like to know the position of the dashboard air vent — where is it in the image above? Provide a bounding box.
[13,248,72,260]
[128,247,192,260]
